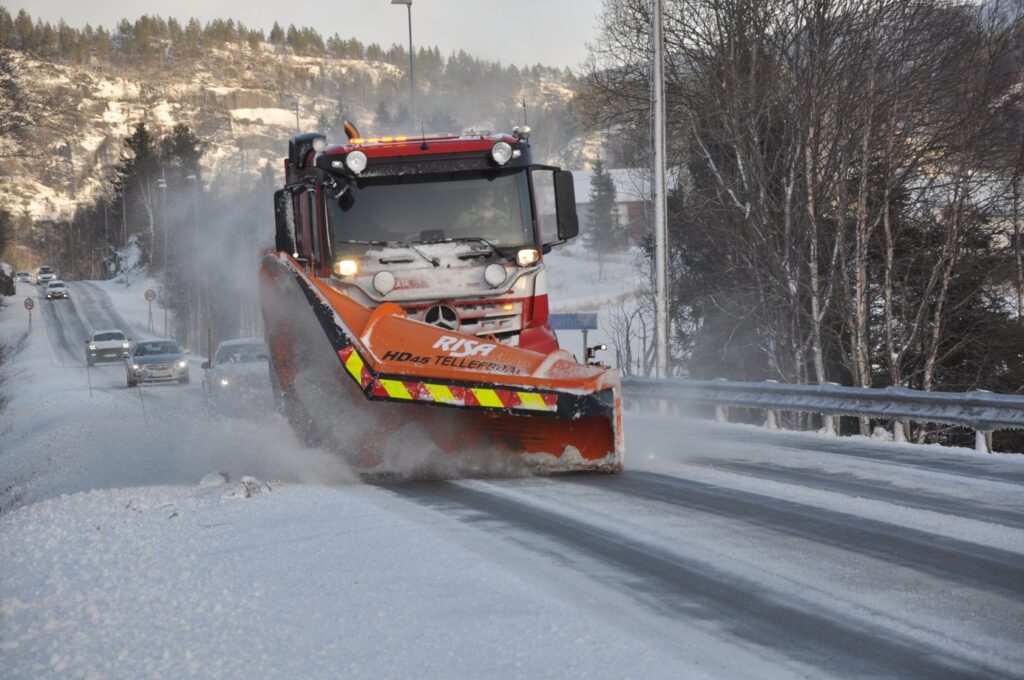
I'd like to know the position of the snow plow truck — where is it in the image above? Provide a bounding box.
[259,123,623,475]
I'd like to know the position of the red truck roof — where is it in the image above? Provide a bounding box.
[320,132,520,161]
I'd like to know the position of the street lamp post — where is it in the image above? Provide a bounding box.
[186,174,200,347]
[651,0,669,379]
[391,0,415,125]
[157,174,167,272]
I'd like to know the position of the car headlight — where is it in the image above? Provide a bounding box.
[122,342,130,349]
[219,377,230,388]
[131,363,140,370]
[88,344,96,350]
[176,360,188,369]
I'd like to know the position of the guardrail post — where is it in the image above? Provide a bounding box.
[975,430,992,453]
[715,405,728,424]
[820,414,837,436]
[765,408,779,430]
[894,420,908,443]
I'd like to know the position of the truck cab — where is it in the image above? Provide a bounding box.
[275,127,579,353]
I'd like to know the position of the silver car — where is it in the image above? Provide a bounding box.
[125,339,190,386]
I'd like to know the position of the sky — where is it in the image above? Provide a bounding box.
[13,0,607,69]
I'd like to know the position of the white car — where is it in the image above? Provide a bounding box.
[45,280,69,299]
[36,266,57,285]
[15,271,31,283]
[86,329,131,366]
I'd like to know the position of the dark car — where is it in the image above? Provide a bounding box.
[125,339,190,386]
[202,338,272,413]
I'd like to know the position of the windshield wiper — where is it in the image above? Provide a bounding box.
[337,239,392,247]
[338,238,438,267]
[443,237,516,261]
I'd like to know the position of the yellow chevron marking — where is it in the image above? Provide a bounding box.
[471,388,503,408]
[344,351,365,382]
[425,384,458,404]
[380,379,413,400]
[517,392,550,411]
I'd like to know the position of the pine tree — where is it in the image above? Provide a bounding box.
[586,158,620,279]
[159,123,203,183]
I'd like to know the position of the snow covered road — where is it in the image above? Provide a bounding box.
[2,280,1023,678]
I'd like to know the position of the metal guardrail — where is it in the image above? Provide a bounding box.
[620,377,1024,452]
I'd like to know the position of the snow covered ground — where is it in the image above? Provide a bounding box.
[2,257,1024,678]
[545,242,646,366]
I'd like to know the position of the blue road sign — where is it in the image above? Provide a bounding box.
[549,313,598,330]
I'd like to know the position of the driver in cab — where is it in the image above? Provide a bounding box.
[454,189,511,234]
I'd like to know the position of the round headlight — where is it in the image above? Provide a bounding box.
[177,360,188,369]
[516,248,540,266]
[345,150,368,174]
[373,271,396,295]
[334,259,359,277]
[490,141,513,166]
[484,263,507,288]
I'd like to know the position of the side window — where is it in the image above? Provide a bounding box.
[305,191,319,259]
[295,189,318,262]
[531,169,558,244]
[294,192,308,256]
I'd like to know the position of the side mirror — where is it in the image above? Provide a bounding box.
[201,360,211,369]
[554,170,579,241]
[274,188,297,254]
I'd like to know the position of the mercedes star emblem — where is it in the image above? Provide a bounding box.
[425,304,459,331]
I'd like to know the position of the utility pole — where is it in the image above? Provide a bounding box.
[651,0,669,379]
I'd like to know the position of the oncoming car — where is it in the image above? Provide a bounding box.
[125,339,190,386]
[36,266,56,285]
[15,272,31,283]
[86,329,130,366]
[202,337,272,411]
[45,280,69,299]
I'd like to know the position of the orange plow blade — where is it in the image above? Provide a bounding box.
[259,253,623,475]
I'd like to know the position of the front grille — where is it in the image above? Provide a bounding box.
[404,300,523,345]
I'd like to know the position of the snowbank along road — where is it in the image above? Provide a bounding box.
[1,278,1023,678]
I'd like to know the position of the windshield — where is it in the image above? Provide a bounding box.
[94,332,125,342]
[39,267,53,273]
[215,342,268,364]
[327,169,535,255]
[134,341,180,356]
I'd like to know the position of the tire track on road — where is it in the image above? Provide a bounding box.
[391,480,1009,679]
[70,282,141,338]
[706,430,1024,485]
[571,472,1024,596]
[716,460,1024,529]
